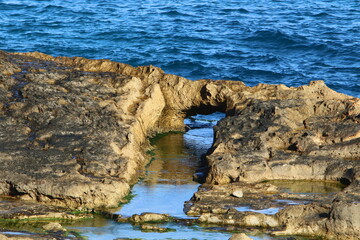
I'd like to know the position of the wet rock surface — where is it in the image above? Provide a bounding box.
[185,181,360,239]
[0,50,359,239]
[0,232,78,240]
[0,197,90,220]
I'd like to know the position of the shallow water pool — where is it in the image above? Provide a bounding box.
[66,113,314,240]
[269,180,345,195]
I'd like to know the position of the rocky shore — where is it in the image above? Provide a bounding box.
[0,50,359,239]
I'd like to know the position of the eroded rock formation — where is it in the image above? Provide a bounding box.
[198,79,360,239]
[206,89,359,184]
[0,50,359,239]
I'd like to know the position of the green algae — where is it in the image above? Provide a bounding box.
[118,192,137,207]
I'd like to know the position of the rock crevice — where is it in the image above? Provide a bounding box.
[1,51,359,239]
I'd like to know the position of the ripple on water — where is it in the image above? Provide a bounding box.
[1,0,359,97]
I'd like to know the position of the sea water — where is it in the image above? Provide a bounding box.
[0,1,358,239]
[0,0,359,97]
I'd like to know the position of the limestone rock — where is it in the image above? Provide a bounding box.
[229,233,253,240]
[231,190,243,198]
[0,198,90,220]
[0,50,359,239]
[275,204,329,236]
[42,222,66,232]
[326,198,360,239]
[130,212,171,223]
[198,211,279,228]
[206,97,360,185]
[0,234,9,240]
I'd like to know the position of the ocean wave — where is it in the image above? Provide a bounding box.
[244,30,307,46]
[311,12,333,17]
[247,54,281,64]
[225,20,241,26]
[290,42,337,55]
[0,1,23,7]
[161,10,195,17]
[163,59,206,71]
[41,4,68,12]
[0,0,359,97]
[211,50,246,60]
[157,46,183,54]
[327,82,360,98]
[172,35,220,45]
[244,29,341,56]
[0,2,35,11]
[233,67,288,78]
[221,8,250,14]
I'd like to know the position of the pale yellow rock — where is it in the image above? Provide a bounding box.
[0,234,8,240]
[231,190,243,198]
[0,51,359,240]
[42,222,66,232]
[131,213,170,223]
[229,233,253,240]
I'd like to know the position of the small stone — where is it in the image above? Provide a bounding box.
[42,222,66,232]
[231,190,243,198]
[131,212,170,223]
[229,233,253,240]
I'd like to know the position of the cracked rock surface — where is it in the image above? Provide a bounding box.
[0,50,359,239]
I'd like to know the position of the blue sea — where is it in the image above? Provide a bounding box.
[0,0,359,97]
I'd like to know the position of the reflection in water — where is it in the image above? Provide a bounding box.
[118,118,220,217]
[270,180,345,194]
[118,113,225,218]
[66,113,314,239]
[144,133,199,185]
[118,184,198,218]
[68,221,234,240]
[67,215,111,228]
